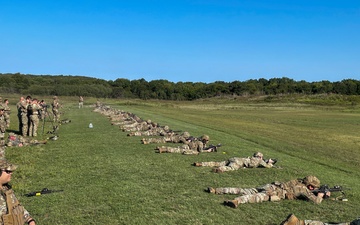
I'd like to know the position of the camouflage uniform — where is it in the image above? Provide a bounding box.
[28,99,42,137]
[155,135,211,155]
[0,159,36,225]
[6,133,47,147]
[16,97,24,134]
[51,96,60,123]
[2,100,10,129]
[79,96,84,109]
[128,126,170,137]
[194,152,274,173]
[0,107,6,146]
[281,214,357,225]
[214,176,324,208]
[142,131,191,144]
[19,96,31,137]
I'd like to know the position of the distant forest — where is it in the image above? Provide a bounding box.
[0,73,359,100]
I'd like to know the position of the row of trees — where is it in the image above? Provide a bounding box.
[0,73,359,100]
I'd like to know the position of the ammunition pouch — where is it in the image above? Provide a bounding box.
[1,189,25,225]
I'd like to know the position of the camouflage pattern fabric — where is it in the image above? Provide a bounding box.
[303,221,349,225]
[0,185,34,225]
[205,156,273,172]
[29,103,42,137]
[222,177,324,206]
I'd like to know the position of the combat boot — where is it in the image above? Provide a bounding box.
[212,168,223,173]
[224,200,239,208]
[156,147,166,153]
[206,187,215,194]
[193,162,202,167]
[280,214,305,225]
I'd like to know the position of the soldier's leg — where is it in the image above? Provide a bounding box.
[225,192,270,208]
[197,161,226,167]
[21,114,28,137]
[33,116,39,137]
[210,187,259,195]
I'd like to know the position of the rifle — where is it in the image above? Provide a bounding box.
[264,158,278,165]
[25,188,63,197]
[312,184,350,200]
[204,144,222,152]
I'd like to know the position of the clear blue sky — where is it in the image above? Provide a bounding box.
[1,0,359,83]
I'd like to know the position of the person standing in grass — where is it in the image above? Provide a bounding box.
[0,107,6,146]
[2,99,11,129]
[51,96,61,123]
[193,152,275,173]
[207,175,330,208]
[281,213,360,225]
[0,159,36,225]
[78,96,84,109]
[28,99,42,137]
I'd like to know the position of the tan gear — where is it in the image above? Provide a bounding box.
[253,152,263,158]
[303,175,321,188]
[0,159,17,171]
[1,188,26,225]
[281,214,305,225]
[201,135,209,141]
[207,187,215,193]
[182,132,190,139]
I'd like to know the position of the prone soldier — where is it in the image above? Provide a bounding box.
[193,152,276,173]
[207,175,330,208]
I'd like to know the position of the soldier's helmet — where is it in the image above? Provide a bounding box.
[201,135,210,142]
[0,159,17,171]
[303,175,320,188]
[182,132,190,138]
[253,152,264,158]
[146,119,152,124]
[163,125,169,131]
[53,96,58,99]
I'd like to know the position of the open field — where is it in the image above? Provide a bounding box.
[4,96,360,225]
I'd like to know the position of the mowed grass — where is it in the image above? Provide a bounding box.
[5,97,360,225]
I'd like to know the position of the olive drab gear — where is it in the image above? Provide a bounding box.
[1,188,25,225]
[303,175,320,189]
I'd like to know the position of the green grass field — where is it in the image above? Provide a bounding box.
[5,96,360,225]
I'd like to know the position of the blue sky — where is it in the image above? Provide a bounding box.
[1,0,359,83]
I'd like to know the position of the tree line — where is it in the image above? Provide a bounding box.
[0,73,359,100]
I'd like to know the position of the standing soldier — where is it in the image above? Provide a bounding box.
[3,99,11,128]
[79,96,84,109]
[51,96,61,123]
[0,106,6,145]
[16,96,25,134]
[19,96,31,137]
[28,98,42,137]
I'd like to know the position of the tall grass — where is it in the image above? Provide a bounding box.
[4,97,360,225]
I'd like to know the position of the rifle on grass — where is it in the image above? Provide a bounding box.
[204,144,222,152]
[25,188,63,197]
[264,158,278,165]
[312,184,350,200]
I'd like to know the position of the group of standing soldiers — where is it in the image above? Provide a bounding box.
[15,95,61,137]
